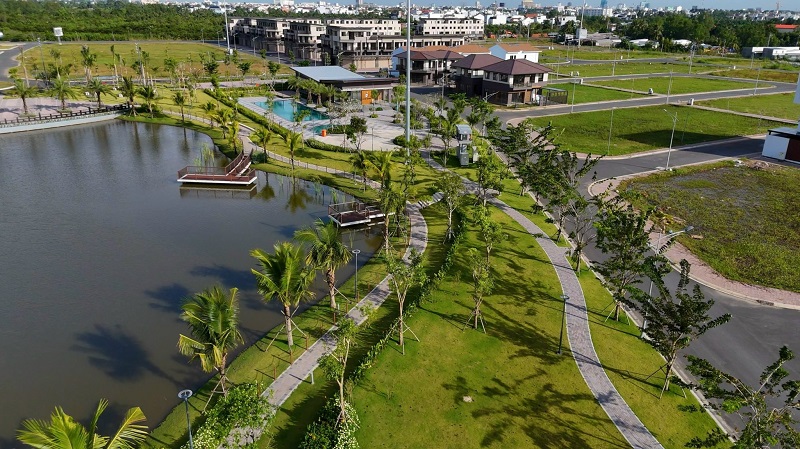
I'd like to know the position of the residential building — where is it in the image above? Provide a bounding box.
[451,53,504,96]
[284,19,326,62]
[416,18,484,39]
[489,43,541,62]
[394,48,464,84]
[481,58,551,105]
[230,17,290,54]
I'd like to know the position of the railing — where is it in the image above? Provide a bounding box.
[512,82,536,88]
[0,104,130,128]
[177,153,256,184]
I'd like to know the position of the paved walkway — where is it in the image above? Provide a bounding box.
[423,152,664,449]
[590,175,800,310]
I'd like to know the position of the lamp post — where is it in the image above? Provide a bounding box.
[663,108,678,171]
[178,390,194,449]
[643,226,694,332]
[606,107,615,155]
[666,69,673,105]
[405,0,411,158]
[352,249,361,302]
[557,294,568,355]
[570,79,577,113]
[223,4,232,55]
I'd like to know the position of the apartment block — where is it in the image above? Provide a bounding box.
[415,18,484,39]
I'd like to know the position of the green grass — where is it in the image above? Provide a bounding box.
[20,41,292,80]
[548,81,647,103]
[621,161,800,293]
[350,202,721,448]
[540,47,668,62]
[578,270,730,448]
[707,68,800,83]
[528,105,785,156]
[590,76,760,95]
[548,62,691,79]
[698,93,800,121]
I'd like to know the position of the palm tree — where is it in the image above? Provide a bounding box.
[80,45,97,83]
[267,61,280,89]
[172,91,187,121]
[178,286,243,397]
[120,76,137,116]
[109,45,120,87]
[201,100,216,125]
[251,242,315,350]
[378,183,406,252]
[12,78,38,116]
[368,152,394,188]
[17,399,147,449]
[251,127,274,157]
[349,151,370,190]
[86,78,111,109]
[48,78,77,111]
[283,130,303,170]
[295,219,352,309]
[286,75,301,98]
[137,85,158,117]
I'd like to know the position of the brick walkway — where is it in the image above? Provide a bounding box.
[424,153,663,449]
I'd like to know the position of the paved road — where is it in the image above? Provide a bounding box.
[577,141,800,402]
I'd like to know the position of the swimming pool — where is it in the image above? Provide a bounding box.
[256,99,329,122]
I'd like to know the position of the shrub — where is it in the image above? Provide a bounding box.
[305,138,350,153]
[375,107,383,111]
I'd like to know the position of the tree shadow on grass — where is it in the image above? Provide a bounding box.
[73,324,176,385]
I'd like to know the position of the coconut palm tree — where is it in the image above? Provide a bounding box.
[80,45,97,83]
[286,75,301,98]
[368,152,394,189]
[178,286,243,397]
[251,242,315,350]
[137,85,158,117]
[283,130,303,171]
[120,76,137,116]
[172,91,187,121]
[378,183,406,252]
[17,399,147,449]
[295,219,352,310]
[349,151,370,191]
[201,100,216,125]
[251,127,274,158]
[12,78,38,116]
[86,78,111,109]
[48,78,77,111]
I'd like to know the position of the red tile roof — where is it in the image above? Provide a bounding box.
[482,58,552,75]
[451,53,503,69]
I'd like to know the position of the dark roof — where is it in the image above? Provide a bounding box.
[395,49,463,61]
[482,58,552,75]
[451,53,503,70]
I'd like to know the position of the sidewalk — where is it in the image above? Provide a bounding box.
[590,176,800,310]
[423,151,664,449]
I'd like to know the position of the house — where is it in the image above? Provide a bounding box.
[451,53,503,96]
[489,43,541,63]
[394,49,464,85]
[775,24,798,34]
[480,58,551,105]
[761,76,800,163]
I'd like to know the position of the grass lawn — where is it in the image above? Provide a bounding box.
[350,202,722,448]
[19,41,292,80]
[620,161,800,293]
[528,105,784,156]
[698,93,800,120]
[549,81,646,103]
[707,68,800,83]
[540,47,666,62]
[590,76,760,95]
[548,62,690,79]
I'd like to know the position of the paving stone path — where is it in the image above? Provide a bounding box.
[424,153,663,449]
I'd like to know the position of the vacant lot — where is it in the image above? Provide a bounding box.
[19,41,289,79]
[548,61,691,78]
[698,93,800,120]
[591,76,759,95]
[622,162,800,292]
[528,105,784,156]
[548,81,646,103]
[708,68,800,83]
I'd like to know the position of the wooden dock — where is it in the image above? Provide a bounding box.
[177,153,256,185]
[328,201,390,227]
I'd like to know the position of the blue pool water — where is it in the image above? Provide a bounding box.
[257,99,329,122]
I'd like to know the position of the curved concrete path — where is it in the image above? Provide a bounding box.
[424,153,663,449]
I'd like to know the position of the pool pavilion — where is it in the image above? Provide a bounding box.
[292,66,399,106]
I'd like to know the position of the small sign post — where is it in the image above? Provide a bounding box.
[53,27,63,45]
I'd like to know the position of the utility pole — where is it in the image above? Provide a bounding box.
[405,0,411,158]
[223,4,232,55]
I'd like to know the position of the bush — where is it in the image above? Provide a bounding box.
[375,107,384,111]
[306,138,350,153]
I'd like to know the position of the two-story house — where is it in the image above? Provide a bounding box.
[451,53,503,96]
[481,59,551,105]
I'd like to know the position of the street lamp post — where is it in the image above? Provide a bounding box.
[352,249,361,302]
[223,4,232,55]
[557,294,568,354]
[666,69,673,105]
[643,226,694,332]
[570,80,577,113]
[606,107,615,155]
[405,0,411,158]
[178,390,194,449]
[663,108,678,171]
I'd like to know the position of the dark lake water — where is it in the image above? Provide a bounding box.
[0,121,380,447]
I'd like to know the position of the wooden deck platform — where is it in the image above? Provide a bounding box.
[177,153,256,185]
[328,201,391,227]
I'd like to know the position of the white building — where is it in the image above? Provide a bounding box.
[489,43,541,62]
[416,18,484,39]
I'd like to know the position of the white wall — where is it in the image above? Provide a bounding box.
[762,135,788,161]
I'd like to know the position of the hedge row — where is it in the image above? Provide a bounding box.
[297,210,467,448]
